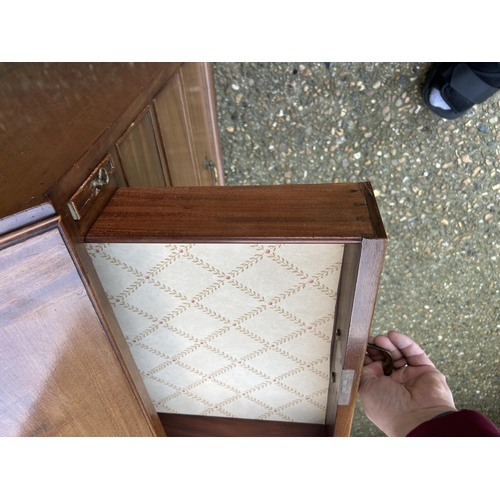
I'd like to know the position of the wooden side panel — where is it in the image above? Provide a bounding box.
[325,244,361,433]
[59,214,167,437]
[159,413,326,437]
[0,222,156,436]
[116,106,169,187]
[153,72,199,186]
[180,63,224,186]
[326,239,386,436]
[86,183,375,243]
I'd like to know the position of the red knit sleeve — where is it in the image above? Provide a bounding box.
[406,409,500,437]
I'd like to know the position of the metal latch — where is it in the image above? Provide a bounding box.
[205,157,219,184]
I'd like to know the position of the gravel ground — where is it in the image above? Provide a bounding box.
[213,62,500,436]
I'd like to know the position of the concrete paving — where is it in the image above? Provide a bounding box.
[213,62,500,436]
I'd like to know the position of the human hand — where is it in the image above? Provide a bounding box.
[359,330,458,437]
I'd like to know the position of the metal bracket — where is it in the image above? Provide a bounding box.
[338,369,355,405]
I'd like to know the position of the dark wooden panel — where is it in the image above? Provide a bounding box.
[159,413,326,437]
[116,106,169,187]
[180,63,224,186]
[0,63,182,219]
[153,72,199,186]
[0,222,157,436]
[86,183,379,243]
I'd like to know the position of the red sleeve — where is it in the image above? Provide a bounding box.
[406,409,500,437]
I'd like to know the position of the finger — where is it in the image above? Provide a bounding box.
[364,352,385,366]
[364,353,375,366]
[387,330,435,368]
[368,334,407,364]
[366,336,395,362]
[366,347,387,362]
[359,361,385,388]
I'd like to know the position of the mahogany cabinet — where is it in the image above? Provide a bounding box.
[0,63,222,436]
[0,63,386,437]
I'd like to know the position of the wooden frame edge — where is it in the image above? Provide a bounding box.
[203,62,225,186]
[326,237,386,436]
[57,219,166,437]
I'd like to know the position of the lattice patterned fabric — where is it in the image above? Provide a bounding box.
[86,243,344,424]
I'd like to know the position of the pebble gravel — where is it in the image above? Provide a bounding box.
[214,62,500,436]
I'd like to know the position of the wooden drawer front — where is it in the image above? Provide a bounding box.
[116,106,169,187]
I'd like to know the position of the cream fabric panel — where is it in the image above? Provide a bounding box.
[86,243,344,424]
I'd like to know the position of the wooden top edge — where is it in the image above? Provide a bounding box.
[86,183,387,243]
[0,215,61,250]
[85,236,361,244]
[0,203,56,237]
[110,182,365,193]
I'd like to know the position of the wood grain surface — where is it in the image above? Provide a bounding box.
[86,182,379,243]
[327,239,386,436]
[116,106,170,187]
[159,413,326,437]
[0,62,181,220]
[0,204,56,237]
[153,71,200,186]
[0,222,158,436]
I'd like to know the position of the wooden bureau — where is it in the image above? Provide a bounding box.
[0,63,385,436]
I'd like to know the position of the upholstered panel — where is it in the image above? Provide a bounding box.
[86,243,344,424]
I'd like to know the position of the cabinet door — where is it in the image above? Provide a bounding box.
[0,217,164,436]
[85,183,386,436]
[116,106,170,187]
[153,63,224,186]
